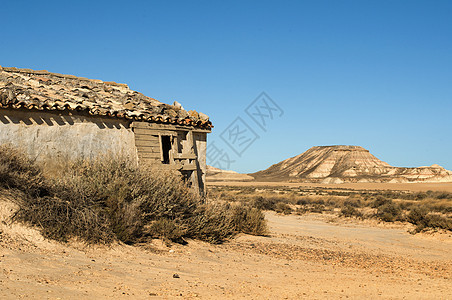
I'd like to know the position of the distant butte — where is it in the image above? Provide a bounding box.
[251,145,452,183]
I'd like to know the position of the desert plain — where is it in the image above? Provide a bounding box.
[1,180,451,299]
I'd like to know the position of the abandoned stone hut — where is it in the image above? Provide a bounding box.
[0,67,212,195]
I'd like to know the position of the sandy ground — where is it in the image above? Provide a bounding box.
[207,180,452,193]
[1,197,451,299]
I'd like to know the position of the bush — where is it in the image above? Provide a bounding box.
[296,198,309,205]
[250,196,277,211]
[184,203,237,243]
[423,215,452,231]
[344,199,360,208]
[371,196,392,208]
[2,147,267,245]
[145,218,186,244]
[340,205,363,218]
[375,201,403,222]
[407,207,452,232]
[407,207,428,225]
[275,202,292,215]
[185,203,267,243]
[230,205,268,235]
[0,145,46,197]
[18,195,114,243]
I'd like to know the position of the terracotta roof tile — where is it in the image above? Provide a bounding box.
[0,66,212,129]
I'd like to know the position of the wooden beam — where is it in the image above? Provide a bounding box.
[135,139,160,147]
[181,164,197,171]
[136,148,161,154]
[134,128,177,136]
[138,154,161,160]
[134,135,159,142]
[175,153,197,160]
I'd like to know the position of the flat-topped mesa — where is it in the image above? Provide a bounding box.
[311,145,370,152]
[252,145,452,183]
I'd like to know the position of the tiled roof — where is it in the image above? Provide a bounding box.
[0,66,212,129]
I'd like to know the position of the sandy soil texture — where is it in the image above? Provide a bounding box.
[1,199,451,299]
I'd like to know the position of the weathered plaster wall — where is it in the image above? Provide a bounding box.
[0,108,137,165]
[194,132,207,195]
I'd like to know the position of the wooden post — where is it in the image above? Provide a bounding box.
[186,131,200,195]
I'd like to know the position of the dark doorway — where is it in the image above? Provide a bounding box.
[161,135,171,164]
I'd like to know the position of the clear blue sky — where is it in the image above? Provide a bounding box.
[2,0,451,173]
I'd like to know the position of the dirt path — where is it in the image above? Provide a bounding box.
[1,211,451,299]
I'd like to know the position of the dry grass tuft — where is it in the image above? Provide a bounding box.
[0,144,45,197]
[0,145,267,244]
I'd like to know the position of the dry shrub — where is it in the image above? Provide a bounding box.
[375,201,403,222]
[14,157,201,243]
[186,203,268,243]
[145,218,187,244]
[230,205,268,236]
[250,196,277,211]
[407,207,452,232]
[275,202,292,215]
[18,195,114,243]
[185,203,237,243]
[371,196,392,208]
[340,205,363,218]
[2,146,266,244]
[210,185,451,233]
[0,145,45,196]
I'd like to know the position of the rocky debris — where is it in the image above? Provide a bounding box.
[252,145,452,183]
[0,66,212,129]
[206,165,255,181]
[222,240,451,279]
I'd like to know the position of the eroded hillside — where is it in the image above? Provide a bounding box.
[252,146,452,183]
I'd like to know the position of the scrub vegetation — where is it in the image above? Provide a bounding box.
[209,185,452,233]
[0,145,267,245]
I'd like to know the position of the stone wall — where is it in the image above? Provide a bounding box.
[0,108,137,166]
